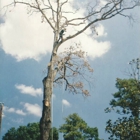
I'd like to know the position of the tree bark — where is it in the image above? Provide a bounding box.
[40,40,59,140]
[40,73,53,140]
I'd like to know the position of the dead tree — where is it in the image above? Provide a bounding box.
[3,0,140,139]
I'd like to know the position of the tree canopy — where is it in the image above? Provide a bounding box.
[105,59,140,140]
[2,123,58,140]
[59,113,100,140]
[3,123,40,140]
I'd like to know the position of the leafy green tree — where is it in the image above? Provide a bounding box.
[59,113,100,140]
[105,58,140,140]
[3,123,40,140]
[2,127,17,140]
[3,123,58,140]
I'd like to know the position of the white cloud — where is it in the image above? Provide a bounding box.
[0,1,53,61]
[4,106,26,116]
[62,99,71,107]
[23,103,42,117]
[0,0,111,61]
[15,84,43,97]
[3,103,42,117]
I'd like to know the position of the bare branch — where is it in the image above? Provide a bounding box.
[63,2,138,42]
[60,0,68,8]
[35,0,55,30]
[63,18,100,42]
[56,0,60,30]
[47,0,56,24]
[14,1,38,9]
[54,76,64,83]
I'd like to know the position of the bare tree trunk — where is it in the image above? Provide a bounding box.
[40,75,53,140]
[40,54,54,140]
[40,40,59,140]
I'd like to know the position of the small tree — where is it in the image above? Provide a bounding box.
[2,128,17,140]
[2,123,59,140]
[3,123,40,140]
[59,113,100,140]
[2,1,140,139]
[105,58,140,140]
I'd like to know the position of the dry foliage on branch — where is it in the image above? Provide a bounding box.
[53,43,93,96]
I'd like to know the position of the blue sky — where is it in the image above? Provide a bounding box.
[0,0,140,140]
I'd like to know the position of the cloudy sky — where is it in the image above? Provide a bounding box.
[0,0,140,139]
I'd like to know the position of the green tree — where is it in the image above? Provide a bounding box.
[105,58,140,140]
[2,127,17,140]
[59,113,100,140]
[3,123,58,140]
